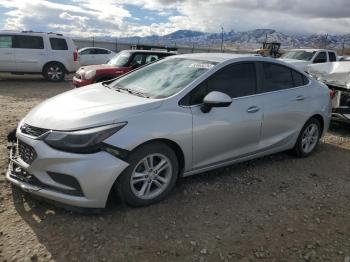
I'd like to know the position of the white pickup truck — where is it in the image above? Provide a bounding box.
[279,49,337,71]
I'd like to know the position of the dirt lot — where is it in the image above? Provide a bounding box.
[0,74,350,262]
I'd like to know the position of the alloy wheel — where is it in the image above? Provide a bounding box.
[301,123,319,154]
[47,66,63,80]
[130,153,172,200]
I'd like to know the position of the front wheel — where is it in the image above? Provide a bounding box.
[43,63,65,82]
[293,118,321,157]
[116,143,179,207]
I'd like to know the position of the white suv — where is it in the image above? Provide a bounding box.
[0,31,80,81]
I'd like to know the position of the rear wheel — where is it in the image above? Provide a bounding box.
[293,118,321,157]
[116,143,179,207]
[43,63,65,82]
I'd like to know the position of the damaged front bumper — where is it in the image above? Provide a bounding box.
[6,132,129,208]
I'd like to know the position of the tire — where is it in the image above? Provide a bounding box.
[43,63,66,82]
[292,117,321,158]
[116,142,179,207]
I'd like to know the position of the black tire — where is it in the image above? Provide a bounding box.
[116,142,179,207]
[43,63,66,82]
[292,117,321,158]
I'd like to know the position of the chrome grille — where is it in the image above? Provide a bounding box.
[18,140,37,164]
[20,123,49,137]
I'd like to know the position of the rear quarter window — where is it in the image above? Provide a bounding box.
[49,38,68,50]
[262,62,294,92]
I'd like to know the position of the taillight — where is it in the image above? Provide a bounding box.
[329,89,334,98]
[73,50,78,62]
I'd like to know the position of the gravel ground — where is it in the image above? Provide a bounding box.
[0,74,350,262]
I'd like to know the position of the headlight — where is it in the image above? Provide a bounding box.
[83,70,96,80]
[43,122,127,153]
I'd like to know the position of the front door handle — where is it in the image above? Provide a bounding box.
[247,106,260,113]
[296,95,305,101]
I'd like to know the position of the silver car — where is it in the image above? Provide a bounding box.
[7,53,332,209]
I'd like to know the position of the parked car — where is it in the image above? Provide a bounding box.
[306,61,350,123]
[279,49,337,71]
[73,50,174,87]
[78,47,115,66]
[7,53,331,209]
[0,31,79,81]
[339,56,350,62]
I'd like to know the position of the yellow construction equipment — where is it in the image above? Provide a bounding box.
[257,42,282,58]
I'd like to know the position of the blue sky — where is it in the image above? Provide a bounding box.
[0,0,349,37]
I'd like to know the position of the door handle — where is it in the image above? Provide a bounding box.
[247,106,260,113]
[296,95,305,101]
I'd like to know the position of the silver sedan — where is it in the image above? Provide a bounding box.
[7,53,332,208]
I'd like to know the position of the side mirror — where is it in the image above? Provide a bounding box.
[201,91,232,113]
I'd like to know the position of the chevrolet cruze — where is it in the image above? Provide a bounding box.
[7,53,332,209]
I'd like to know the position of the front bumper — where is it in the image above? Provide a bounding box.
[72,76,93,87]
[6,132,129,208]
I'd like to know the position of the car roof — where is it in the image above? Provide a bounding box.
[287,48,336,52]
[79,47,112,51]
[0,30,65,37]
[121,50,175,54]
[170,53,260,63]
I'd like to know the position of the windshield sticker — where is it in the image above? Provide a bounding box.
[189,63,215,69]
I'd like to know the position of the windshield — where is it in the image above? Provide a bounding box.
[280,51,316,61]
[108,51,131,66]
[109,58,217,98]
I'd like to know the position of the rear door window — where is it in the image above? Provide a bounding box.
[13,35,44,49]
[261,62,294,92]
[328,52,337,62]
[49,38,68,50]
[0,35,12,48]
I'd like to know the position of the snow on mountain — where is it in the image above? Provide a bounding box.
[98,29,350,50]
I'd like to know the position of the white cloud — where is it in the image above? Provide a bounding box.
[0,0,349,37]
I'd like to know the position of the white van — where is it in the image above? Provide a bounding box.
[0,31,80,81]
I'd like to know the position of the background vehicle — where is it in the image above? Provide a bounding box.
[339,56,350,62]
[279,49,337,71]
[73,50,175,87]
[257,42,282,58]
[78,47,115,66]
[0,31,79,81]
[307,61,350,123]
[7,54,331,209]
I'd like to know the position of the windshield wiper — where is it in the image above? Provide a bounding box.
[113,85,149,98]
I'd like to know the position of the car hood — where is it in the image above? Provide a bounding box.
[23,84,162,130]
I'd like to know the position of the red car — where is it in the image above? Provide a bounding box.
[73,50,174,87]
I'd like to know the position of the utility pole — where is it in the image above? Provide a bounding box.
[342,39,345,56]
[324,34,329,48]
[221,27,224,52]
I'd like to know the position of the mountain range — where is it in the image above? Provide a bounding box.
[113,29,350,50]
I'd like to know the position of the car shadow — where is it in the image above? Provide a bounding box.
[11,138,350,261]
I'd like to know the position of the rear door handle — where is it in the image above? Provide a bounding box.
[296,95,306,101]
[247,106,260,113]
